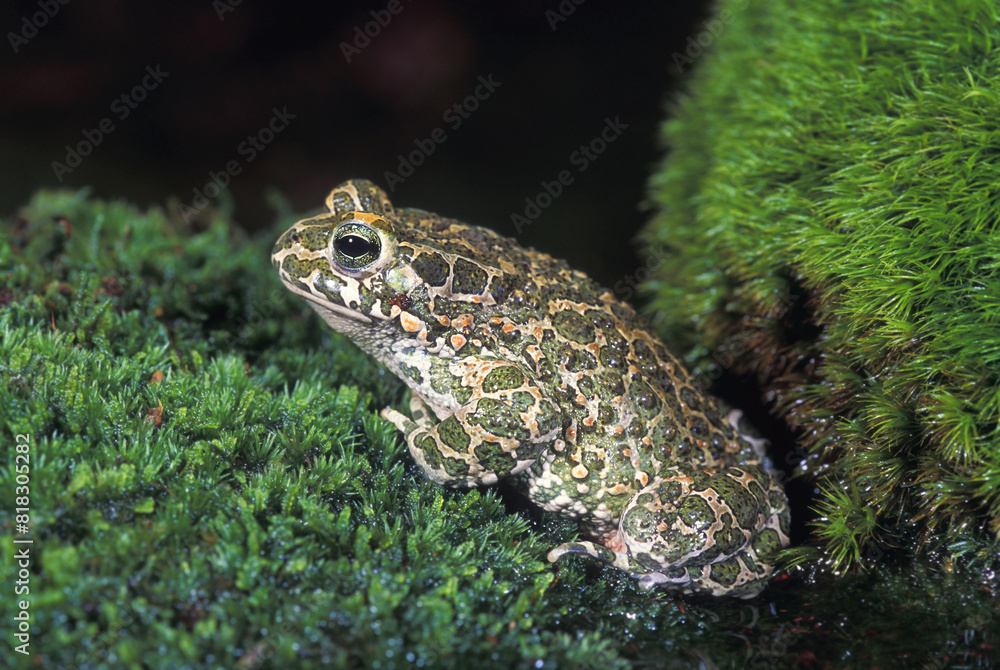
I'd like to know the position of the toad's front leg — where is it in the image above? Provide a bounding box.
[382,363,564,487]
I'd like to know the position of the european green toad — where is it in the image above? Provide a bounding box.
[272,179,790,598]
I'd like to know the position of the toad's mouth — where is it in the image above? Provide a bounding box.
[278,278,376,330]
[299,290,375,326]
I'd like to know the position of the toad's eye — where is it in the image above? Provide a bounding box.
[336,233,374,260]
[333,222,381,270]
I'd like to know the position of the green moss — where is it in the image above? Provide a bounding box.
[647,0,1000,575]
[2,179,997,667]
[0,188,696,669]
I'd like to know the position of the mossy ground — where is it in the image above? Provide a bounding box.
[0,192,995,669]
[0,190,636,669]
[647,0,1000,582]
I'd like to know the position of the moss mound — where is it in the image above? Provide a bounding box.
[1,185,996,666]
[0,191,633,668]
[647,0,1000,570]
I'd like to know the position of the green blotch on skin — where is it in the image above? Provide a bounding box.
[453,385,473,405]
[707,511,742,558]
[293,222,333,254]
[510,390,535,413]
[356,280,378,314]
[553,309,595,344]
[416,421,476,481]
[709,558,740,588]
[583,308,614,330]
[752,527,784,557]
[649,421,680,453]
[597,401,615,425]
[473,441,516,475]
[628,379,661,417]
[622,503,656,540]
[582,447,607,474]
[411,252,450,287]
[451,258,489,294]
[414,434,445,472]
[467,398,531,441]
[549,343,595,372]
[598,346,627,370]
[437,414,471,451]
[353,182,389,214]
[627,417,646,440]
[675,495,715,534]
[634,551,666,571]
[710,473,765,531]
[400,363,423,384]
[534,355,559,383]
[280,255,329,293]
[429,359,472,405]
[654,479,683,505]
[488,273,515,304]
[594,370,625,397]
[483,366,524,393]
[327,190,360,215]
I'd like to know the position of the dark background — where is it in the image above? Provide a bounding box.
[0,0,710,288]
[1,0,810,538]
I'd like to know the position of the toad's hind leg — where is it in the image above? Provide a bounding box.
[547,540,701,592]
[548,465,790,597]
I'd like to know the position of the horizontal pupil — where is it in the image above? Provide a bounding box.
[336,234,372,258]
